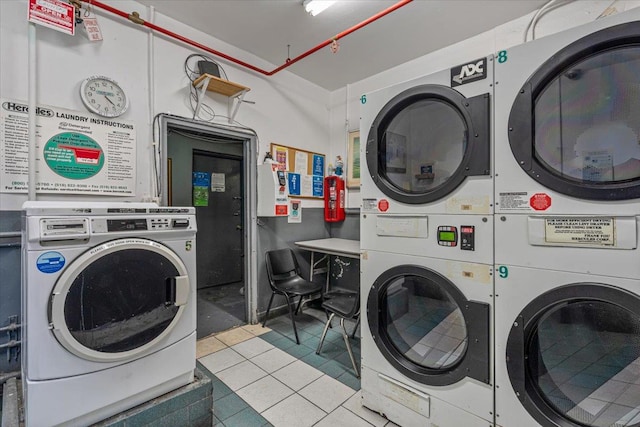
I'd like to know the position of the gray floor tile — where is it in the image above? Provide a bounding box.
[314,406,375,427]
[262,394,326,427]
[342,392,388,427]
[273,360,324,391]
[216,360,268,391]
[336,370,361,391]
[199,347,245,374]
[231,337,275,359]
[299,375,356,413]
[222,407,270,427]
[318,359,349,378]
[214,393,248,421]
[236,376,294,413]
[251,348,297,373]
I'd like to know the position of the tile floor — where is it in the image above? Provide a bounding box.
[196,308,398,427]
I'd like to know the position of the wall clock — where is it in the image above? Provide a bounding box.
[79,75,129,117]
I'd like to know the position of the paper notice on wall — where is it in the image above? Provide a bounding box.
[295,151,308,175]
[211,172,225,192]
[0,98,136,195]
[273,145,289,171]
[288,199,302,223]
[301,174,312,197]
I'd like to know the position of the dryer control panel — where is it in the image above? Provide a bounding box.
[437,225,475,251]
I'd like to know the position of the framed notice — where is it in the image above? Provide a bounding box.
[270,143,325,199]
[347,130,360,188]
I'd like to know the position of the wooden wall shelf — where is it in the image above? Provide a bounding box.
[192,73,251,123]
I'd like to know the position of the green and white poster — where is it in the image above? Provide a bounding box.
[0,98,136,195]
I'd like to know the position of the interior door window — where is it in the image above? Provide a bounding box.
[534,46,640,184]
[63,248,180,353]
[382,274,468,370]
[380,99,468,195]
[529,301,640,426]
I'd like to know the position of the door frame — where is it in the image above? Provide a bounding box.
[158,114,258,324]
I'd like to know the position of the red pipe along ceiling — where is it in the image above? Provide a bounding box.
[80,0,413,77]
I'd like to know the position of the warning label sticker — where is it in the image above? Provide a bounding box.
[545,218,615,246]
[362,198,378,213]
[498,192,531,211]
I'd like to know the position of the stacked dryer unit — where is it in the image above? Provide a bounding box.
[493,10,640,427]
[22,202,198,426]
[359,57,495,426]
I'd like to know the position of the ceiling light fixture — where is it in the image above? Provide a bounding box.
[303,0,337,16]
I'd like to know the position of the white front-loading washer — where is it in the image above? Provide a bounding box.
[360,56,493,217]
[361,237,493,426]
[22,202,197,427]
[494,10,640,215]
[495,213,640,427]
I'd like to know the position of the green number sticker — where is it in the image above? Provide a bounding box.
[497,50,508,64]
[498,265,509,278]
[360,94,367,104]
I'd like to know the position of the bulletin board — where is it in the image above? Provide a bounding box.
[270,143,325,199]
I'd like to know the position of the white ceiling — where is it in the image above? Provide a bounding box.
[137,0,548,91]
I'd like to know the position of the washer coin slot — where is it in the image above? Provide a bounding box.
[460,225,475,251]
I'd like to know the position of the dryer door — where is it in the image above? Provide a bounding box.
[49,238,190,362]
[507,284,640,427]
[509,21,640,201]
[367,265,490,386]
[366,84,490,204]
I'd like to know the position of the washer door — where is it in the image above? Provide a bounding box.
[366,85,490,204]
[509,21,640,201]
[367,265,490,385]
[49,238,190,362]
[507,284,640,427]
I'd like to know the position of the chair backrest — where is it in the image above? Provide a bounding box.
[346,291,361,318]
[265,249,301,289]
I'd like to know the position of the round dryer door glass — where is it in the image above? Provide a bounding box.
[380,99,467,194]
[528,301,640,427]
[534,46,640,185]
[63,248,181,353]
[382,274,468,370]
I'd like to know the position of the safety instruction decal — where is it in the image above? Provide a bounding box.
[545,218,615,246]
[36,251,66,274]
[362,198,378,212]
[499,192,552,211]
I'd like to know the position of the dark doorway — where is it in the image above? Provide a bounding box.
[192,151,244,289]
[192,151,246,338]
[165,127,248,339]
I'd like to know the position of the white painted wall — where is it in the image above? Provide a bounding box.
[0,0,330,211]
[329,1,640,209]
[3,0,638,213]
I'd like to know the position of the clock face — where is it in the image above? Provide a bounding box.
[80,76,129,117]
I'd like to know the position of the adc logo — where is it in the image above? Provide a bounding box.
[450,58,487,87]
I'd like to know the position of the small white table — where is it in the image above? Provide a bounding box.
[294,238,360,291]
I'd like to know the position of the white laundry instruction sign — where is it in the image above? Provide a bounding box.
[544,218,615,246]
[0,98,136,195]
